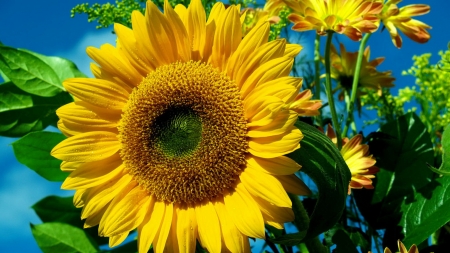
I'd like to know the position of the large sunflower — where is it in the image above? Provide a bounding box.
[51,0,314,252]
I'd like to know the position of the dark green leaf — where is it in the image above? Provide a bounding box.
[31,222,98,253]
[288,121,351,239]
[268,232,307,246]
[33,196,80,224]
[400,175,450,247]
[12,131,68,181]
[32,196,110,246]
[331,229,358,253]
[428,124,450,175]
[0,45,65,97]
[0,82,72,137]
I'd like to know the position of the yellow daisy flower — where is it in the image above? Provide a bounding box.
[377,0,431,48]
[329,43,395,101]
[380,240,418,253]
[287,0,383,41]
[51,0,314,252]
[325,125,379,194]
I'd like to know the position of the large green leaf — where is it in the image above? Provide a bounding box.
[0,45,65,97]
[288,121,351,239]
[354,113,434,248]
[12,131,68,181]
[31,222,99,253]
[399,124,450,247]
[0,82,72,137]
[33,196,110,246]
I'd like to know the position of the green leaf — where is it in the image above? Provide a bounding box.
[354,113,434,248]
[33,196,110,246]
[268,232,307,247]
[288,121,351,239]
[400,174,450,246]
[0,82,72,137]
[33,196,80,224]
[428,124,450,175]
[330,229,358,253]
[12,131,68,181]
[0,45,65,96]
[22,49,87,81]
[31,222,98,253]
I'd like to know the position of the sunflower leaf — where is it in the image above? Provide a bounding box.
[269,232,307,246]
[0,44,66,97]
[288,121,351,240]
[428,124,450,175]
[12,131,68,181]
[0,82,72,137]
[31,222,99,253]
[33,196,110,246]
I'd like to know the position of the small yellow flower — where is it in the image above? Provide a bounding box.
[329,43,395,101]
[325,125,379,194]
[377,0,431,48]
[287,0,383,41]
[383,240,419,253]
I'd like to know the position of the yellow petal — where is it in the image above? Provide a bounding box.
[100,184,149,236]
[275,174,311,195]
[223,182,265,239]
[248,126,302,158]
[63,78,129,111]
[246,155,301,175]
[164,0,191,61]
[153,202,174,253]
[253,196,294,229]
[137,197,161,253]
[177,205,197,253]
[73,189,86,208]
[195,200,221,253]
[131,10,158,68]
[247,111,298,138]
[52,131,120,162]
[62,154,123,189]
[214,199,250,253]
[186,0,206,60]
[109,232,129,248]
[284,43,303,58]
[240,166,292,207]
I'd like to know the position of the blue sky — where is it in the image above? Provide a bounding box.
[0,0,449,252]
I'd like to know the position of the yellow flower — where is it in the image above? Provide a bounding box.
[329,43,395,101]
[325,125,379,194]
[377,0,431,48]
[289,89,322,116]
[380,240,419,253]
[51,0,313,252]
[287,0,383,41]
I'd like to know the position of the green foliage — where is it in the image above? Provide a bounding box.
[399,50,450,147]
[354,113,434,248]
[268,7,290,41]
[0,82,72,137]
[31,222,99,253]
[71,0,146,29]
[12,131,68,181]
[289,120,352,240]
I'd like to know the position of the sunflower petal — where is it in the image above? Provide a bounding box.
[195,200,221,253]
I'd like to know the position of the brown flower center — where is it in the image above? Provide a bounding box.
[119,61,248,203]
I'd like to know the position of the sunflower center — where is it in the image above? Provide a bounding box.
[152,107,202,158]
[119,61,248,204]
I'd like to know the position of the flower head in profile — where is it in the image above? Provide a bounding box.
[372,240,418,253]
[377,0,431,48]
[325,125,379,194]
[329,43,395,101]
[51,0,313,252]
[287,0,383,41]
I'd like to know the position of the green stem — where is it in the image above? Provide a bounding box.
[304,237,329,253]
[314,34,323,126]
[342,33,371,137]
[324,31,342,149]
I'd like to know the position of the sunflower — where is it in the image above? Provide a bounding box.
[377,0,431,48]
[329,43,395,101]
[287,0,383,41]
[324,125,379,194]
[51,0,315,252]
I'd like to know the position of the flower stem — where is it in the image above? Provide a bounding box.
[314,34,323,126]
[324,31,342,149]
[342,33,371,137]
